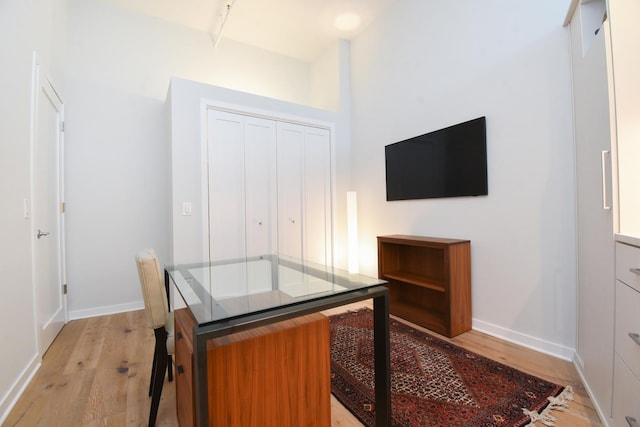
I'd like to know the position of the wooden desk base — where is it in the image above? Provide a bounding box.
[175,309,331,427]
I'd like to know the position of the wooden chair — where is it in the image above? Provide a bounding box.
[135,248,174,427]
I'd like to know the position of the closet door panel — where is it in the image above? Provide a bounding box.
[207,110,246,261]
[244,117,277,259]
[276,122,304,260]
[304,127,332,266]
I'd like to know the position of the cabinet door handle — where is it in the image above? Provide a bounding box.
[177,331,183,340]
[629,333,640,346]
[177,365,185,375]
[626,416,638,427]
[630,268,640,276]
[601,150,611,210]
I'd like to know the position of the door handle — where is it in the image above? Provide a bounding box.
[601,150,611,210]
[37,229,50,239]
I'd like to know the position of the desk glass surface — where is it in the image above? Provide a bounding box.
[167,255,386,326]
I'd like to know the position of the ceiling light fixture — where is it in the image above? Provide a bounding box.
[333,12,362,32]
[212,0,237,48]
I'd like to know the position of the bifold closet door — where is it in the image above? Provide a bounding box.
[276,122,332,266]
[206,109,277,261]
[303,127,332,267]
[276,123,305,261]
[206,110,332,275]
[206,110,245,263]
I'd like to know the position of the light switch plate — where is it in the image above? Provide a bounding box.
[182,202,192,216]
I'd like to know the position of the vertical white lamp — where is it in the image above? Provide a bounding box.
[347,191,359,274]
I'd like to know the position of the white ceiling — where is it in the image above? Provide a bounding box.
[103,0,396,62]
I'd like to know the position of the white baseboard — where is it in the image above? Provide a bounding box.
[0,354,41,425]
[68,300,144,321]
[573,361,612,427]
[472,318,575,361]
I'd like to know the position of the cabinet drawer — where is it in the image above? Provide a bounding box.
[175,351,194,427]
[174,309,195,427]
[174,309,195,349]
[616,242,640,292]
[613,354,640,427]
[176,334,193,384]
[615,281,640,378]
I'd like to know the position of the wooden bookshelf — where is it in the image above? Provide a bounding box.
[377,235,471,337]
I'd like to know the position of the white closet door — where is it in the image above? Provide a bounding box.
[304,127,332,266]
[206,111,277,296]
[244,116,277,259]
[276,122,304,260]
[244,117,277,295]
[207,110,246,262]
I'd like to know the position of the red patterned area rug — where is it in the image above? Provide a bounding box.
[330,308,573,427]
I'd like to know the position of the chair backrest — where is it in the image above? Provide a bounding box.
[135,248,169,329]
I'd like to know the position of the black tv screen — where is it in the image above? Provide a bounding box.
[385,117,488,201]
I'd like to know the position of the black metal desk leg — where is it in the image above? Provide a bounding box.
[194,330,210,427]
[164,269,171,311]
[373,291,391,427]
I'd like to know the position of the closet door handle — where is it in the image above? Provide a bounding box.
[601,150,611,210]
[626,416,638,427]
[629,333,640,347]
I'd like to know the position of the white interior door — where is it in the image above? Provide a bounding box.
[32,57,66,356]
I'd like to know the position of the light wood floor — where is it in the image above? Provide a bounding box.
[4,302,603,427]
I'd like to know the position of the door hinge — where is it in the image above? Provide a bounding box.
[61,202,65,213]
[63,284,67,295]
[60,121,65,132]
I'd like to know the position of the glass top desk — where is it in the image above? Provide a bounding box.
[166,254,391,427]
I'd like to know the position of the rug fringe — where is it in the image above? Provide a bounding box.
[522,385,574,426]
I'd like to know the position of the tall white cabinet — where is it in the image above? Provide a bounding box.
[567,0,640,425]
[567,2,615,422]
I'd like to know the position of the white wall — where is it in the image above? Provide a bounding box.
[63,0,342,318]
[0,0,67,421]
[349,0,577,357]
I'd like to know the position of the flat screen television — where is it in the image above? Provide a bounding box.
[385,116,488,201]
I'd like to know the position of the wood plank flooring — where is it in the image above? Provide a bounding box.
[4,303,603,426]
